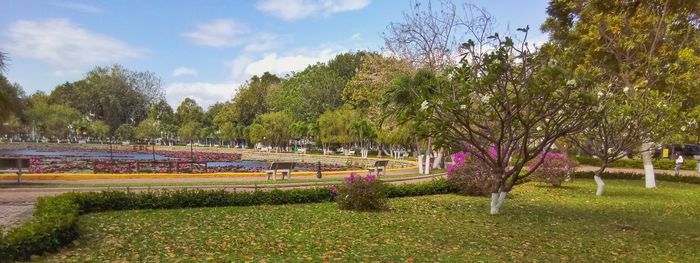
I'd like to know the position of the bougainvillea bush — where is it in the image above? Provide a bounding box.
[446,151,493,196]
[529,152,576,187]
[334,173,388,211]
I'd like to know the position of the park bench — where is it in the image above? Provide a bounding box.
[0,157,31,184]
[266,162,295,180]
[368,160,389,176]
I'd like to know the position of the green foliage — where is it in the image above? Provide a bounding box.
[175,98,205,125]
[135,118,160,140]
[572,171,700,185]
[318,107,359,145]
[114,124,135,141]
[219,73,281,127]
[26,102,83,139]
[385,178,455,197]
[88,120,110,140]
[270,64,345,122]
[0,74,25,122]
[178,121,202,142]
[48,65,163,130]
[246,111,294,147]
[575,156,698,170]
[0,195,79,262]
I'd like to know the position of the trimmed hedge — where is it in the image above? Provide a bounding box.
[0,196,79,261]
[573,171,700,184]
[575,156,698,170]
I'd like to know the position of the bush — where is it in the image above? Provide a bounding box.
[572,171,700,184]
[386,178,455,197]
[530,152,576,187]
[575,156,697,170]
[446,152,493,196]
[334,173,388,211]
[0,195,79,262]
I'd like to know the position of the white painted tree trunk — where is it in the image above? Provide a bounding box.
[594,175,605,196]
[432,148,443,169]
[418,154,424,174]
[424,138,431,175]
[641,142,656,188]
[490,192,508,215]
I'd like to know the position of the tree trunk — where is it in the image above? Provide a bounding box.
[418,154,424,174]
[594,165,607,196]
[432,148,444,169]
[641,142,656,188]
[490,192,508,215]
[424,137,432,175]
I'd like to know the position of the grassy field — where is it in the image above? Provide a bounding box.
[38,179,700,262]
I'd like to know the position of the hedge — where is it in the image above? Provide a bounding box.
[572,171,700,185]
[575,156,698,170]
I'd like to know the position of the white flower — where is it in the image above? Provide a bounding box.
[558,110,564,115]
[536,126,542,131]
[681,126,687,131]
[566,79,577,86]
[480,94,491,103]
[597,91,604,98]
[460,104,467,110]
[420,100,429,110]
[545,118,550,122]
[623,86,630,93]
[447,72,454,81]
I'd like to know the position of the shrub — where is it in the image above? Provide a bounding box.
[575,156,697,170]
[0,195,79,262]
[446,151,493,196]
[529,152,576,187]
[335,173,388,211]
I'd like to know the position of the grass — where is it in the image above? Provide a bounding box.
[0,171,442,189]
[37,179,700,262]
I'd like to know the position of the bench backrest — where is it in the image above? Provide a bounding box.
[373,160,389,167]
[0,158,31,169]
[269,162,295,170]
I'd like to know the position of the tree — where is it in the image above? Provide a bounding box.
[248,112,294,150]
[0,75,25,122]
[391,29,595,214]
[49,65,164,130]
[222,73,281,127]
[88,120,110,143]
[0,49,8,73]
[343,54,415,118]
[270,64,345,122]
[135,118,160,143]
[175,98,205,125]
[327,51,371,83]
[383,0,494,74]
[543,0,700,189]
[27,102,83,141]
[318,108,359,151]
[115,124,135,141]
[179,121,202,160]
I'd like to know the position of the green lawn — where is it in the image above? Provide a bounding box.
[38,179,700,262]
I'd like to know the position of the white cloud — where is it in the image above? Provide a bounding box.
[181,19,249,47]
[256,0,370,21]
[172,67,198,77]
[50,2,102,14]
[2,19,146,70]
[165,82,240,108]
[240,48,340,78]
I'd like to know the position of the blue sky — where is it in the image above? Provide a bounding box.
[0,0,549,108]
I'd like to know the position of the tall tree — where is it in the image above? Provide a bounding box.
[383,0,494,74]
[270,64,345,122]
[543,0,700,189]
[391,29,596,214]
[175,98,205,125]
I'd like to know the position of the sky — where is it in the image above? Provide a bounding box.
[0,0,549,109]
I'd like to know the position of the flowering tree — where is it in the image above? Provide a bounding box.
[569,89,676,195]
[405,29,595,214]
[543,0,700,190]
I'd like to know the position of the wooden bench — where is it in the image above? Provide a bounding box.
[368,160,389,176]
[266,162,295,180]
[0,158,31,184]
